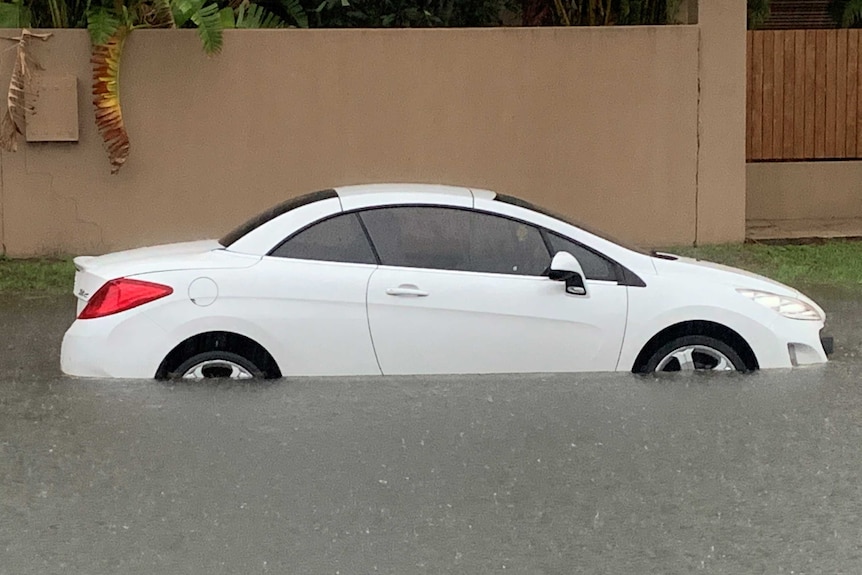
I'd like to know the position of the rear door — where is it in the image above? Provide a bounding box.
[361,206,628,375]
[246,212,381,376]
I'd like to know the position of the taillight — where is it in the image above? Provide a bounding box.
[78,278,173,319]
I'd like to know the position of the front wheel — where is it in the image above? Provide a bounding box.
[172,351,265,380]
[643,335,746,373]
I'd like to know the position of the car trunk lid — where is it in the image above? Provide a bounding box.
[70,240,257,316]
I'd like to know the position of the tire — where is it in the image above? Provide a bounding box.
[171,351,265,380]
[643,335,747,373]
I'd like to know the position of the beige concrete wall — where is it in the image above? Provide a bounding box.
[696,0,747,243]
[747,162,862,221]
[0,14,746,257]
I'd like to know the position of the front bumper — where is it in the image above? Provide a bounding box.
[821,333,834,356]
[748,312,830,369]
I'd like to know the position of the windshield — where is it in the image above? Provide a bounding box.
[219,189,337,247]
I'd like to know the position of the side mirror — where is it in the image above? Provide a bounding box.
[549,251,587,296]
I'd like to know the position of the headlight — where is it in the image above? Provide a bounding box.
[736,289,823,321]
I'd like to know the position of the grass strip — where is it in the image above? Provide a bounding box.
[2,239,862,295]
[0,257,75,295]
[663,239,862,291]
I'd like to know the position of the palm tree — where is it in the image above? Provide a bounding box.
[88,0,278,172]
[0,0,291,172]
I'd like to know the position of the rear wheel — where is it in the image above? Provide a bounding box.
[173,351,264,380]
[643,335,746,373]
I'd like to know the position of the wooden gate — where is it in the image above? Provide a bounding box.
[747,29,862,161]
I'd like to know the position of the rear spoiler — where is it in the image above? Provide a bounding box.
[73,255,96,272]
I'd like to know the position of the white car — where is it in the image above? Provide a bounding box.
[60,183,832,380]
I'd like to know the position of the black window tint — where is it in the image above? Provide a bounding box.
[494,193,650,256]
[270,213,377,264]
[468,212,549,276]
[360,207,549,276]
[546,232,618,282]
[361,207,468,270]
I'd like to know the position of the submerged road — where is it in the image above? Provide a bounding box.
[2,292,862,574]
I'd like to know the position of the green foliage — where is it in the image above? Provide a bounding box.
[0,0,31,27]
[172,0,207,27]
[0,257,74,295]
[747,0,770,29]
[832,0,862,27]
[235,1,284,28]
[616,0,681,25]
[280,0,308,26]
[191,1,224,53]
[151,0,177,27]
[46,0,63,25]
[86,5,122,44]
[80,0,286,49]
[298,0,518,27]
[521,0,683,26]
[28,0,88,27]
[11,0,717,28]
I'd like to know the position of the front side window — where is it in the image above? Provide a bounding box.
[494,193,650,256]
[270,213,377,264]
[546,232,618,281]
[359,207,549,276]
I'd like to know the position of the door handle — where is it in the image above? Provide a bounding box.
[385,284,429,297]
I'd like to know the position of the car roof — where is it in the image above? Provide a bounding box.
[220,182,651,275]
[333,183,497,203]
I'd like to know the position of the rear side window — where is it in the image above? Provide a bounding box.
[220,189,337,247]
[270,213,377,264]
[359,206,549,276]
[546,232,618,281]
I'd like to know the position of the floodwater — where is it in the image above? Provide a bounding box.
[2,291,862,574]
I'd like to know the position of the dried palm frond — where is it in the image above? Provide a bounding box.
[140,0,177,28]
[92,27,130,174]
[0,29,52,153]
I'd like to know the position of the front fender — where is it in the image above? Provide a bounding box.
[617,302,789,371]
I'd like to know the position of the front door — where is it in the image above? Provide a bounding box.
[359,206,628,375]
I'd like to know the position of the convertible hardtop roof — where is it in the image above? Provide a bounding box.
[333,183,497,202]
[220,184,498,248]
[220,182,650,262]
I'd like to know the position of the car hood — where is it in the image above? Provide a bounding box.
[652,255,800,296]
[655,255,828,320]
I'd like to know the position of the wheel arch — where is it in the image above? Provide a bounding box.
[155,331,282,379]
[631,320,759,373]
